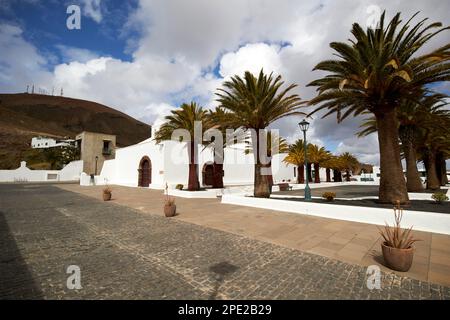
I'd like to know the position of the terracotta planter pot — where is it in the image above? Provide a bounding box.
[103,192,112,201]
[164,204,176,217]
[381,242,414,272]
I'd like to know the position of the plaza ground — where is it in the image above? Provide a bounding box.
[1,184,449,299]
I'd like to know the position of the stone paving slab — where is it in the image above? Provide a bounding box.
[57,184,450,287]
[0,184,449,299]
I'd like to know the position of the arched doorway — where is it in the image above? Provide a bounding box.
[138,156,152,187]
[202,163,214,187]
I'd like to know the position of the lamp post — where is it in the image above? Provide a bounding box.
[299,120,311,201]
[95,156,98,176]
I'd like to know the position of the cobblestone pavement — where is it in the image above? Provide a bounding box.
[1,184,449,299]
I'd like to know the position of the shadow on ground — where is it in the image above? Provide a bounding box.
[0,212,43,299]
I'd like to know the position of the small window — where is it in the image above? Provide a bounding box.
[102,140,112,155]
[294,167,296,177]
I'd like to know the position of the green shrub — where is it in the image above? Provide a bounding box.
[431,192,449,204]
[322,192,336,202]
[175,184,184,190]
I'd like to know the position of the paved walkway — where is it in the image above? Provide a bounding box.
[1,184,449,299]
[57,184,450,287]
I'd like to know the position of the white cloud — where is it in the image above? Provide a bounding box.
[0,23,52,92]
[219,43,283,79]
[55,45,99,63]
[82,0,103,23]
[336,134,380,165]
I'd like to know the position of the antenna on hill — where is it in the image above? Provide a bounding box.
[31,85,35,94]
[52,87,54,96]
[61,87,64,96]
[26,85,29,93]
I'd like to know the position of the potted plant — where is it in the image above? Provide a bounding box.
[164,183,176,217]
[103,186,112,201]
[431,192,449,204]
[378,201,420,272]
[175,184,184,190]
[322,192,336,202]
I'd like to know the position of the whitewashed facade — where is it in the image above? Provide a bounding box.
[93,137,297,189]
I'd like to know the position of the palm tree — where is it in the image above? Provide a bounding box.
[416,110,450,190]
[307,144,332,183]
[307,11,450,203]
[357,94,448,192]
[321,156,340,182]
[216,69,305,198]
[283,140,307,183]
[338,152,360,182]
[154,102,214,191]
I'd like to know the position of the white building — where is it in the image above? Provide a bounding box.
[94,136,297,189]
[31,136,75,149]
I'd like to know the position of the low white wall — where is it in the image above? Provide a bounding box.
[59,160,83,181]
[0,161,82,182]
[221,194,450,235]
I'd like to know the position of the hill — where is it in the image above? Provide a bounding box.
[0,93,151,169]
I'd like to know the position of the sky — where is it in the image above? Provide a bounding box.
[1,0,449,166]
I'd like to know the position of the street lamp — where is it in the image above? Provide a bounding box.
[95,156,98,176]
[299,119,311,201]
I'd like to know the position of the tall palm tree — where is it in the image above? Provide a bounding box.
[216,69,305,198]
[307,11,450,203]
[154,102,214,191]
[357,94,448,192]
[283,140,306,184]
[416,110,450,190]
[307,144,332,183]
[338,152,360,182]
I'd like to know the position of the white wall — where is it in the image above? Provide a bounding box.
[98,139,167,188]
[222,193,450,235]
[97,139,298,189]
[59,160,83,181]
[0,160,82,182]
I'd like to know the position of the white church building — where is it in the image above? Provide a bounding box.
[90,141,297,189]
[85,127,302,189]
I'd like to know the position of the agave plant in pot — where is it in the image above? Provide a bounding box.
[103,186,112,201]
[378,201,421,272]
[164,183,176,217]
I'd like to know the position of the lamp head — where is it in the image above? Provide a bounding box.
[299,119,310,132]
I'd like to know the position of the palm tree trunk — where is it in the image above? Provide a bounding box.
[375,109,409,204]
[326,168,331,182]
[298,165,304,184]
[441,156,448,185]
[426,151,440,190]
[345,170,350,182]
[333,169,341,182]
[436,152,447,186]
[187,141,200,191]
[212,147,224,188]
[268,160,274,187]
[314,163,320,183]
[212,162,224,188]
[254,134,270,198]
[400,130,423,192]
[307,163,312,182]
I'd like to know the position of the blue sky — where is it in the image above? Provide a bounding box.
[0,0,136,64]
[1,0,449,166]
